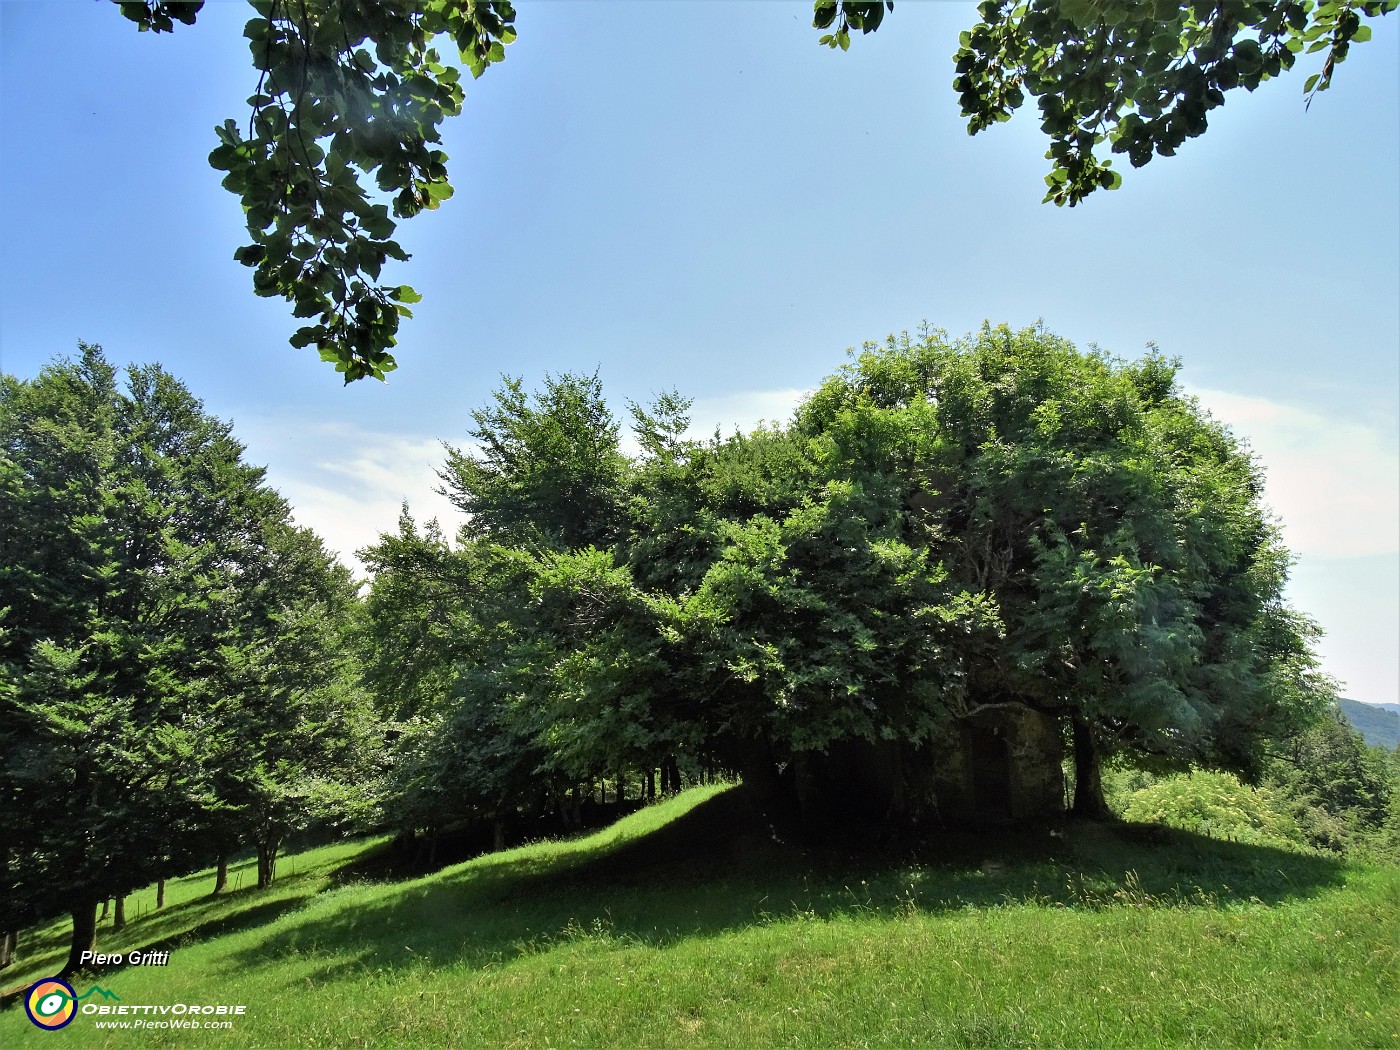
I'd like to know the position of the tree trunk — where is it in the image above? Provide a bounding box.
[493,820,505,852]
[99,898,110,921]
[1071,717,1113,819]
[662,754,682,796]
[112,896,126,931]
[616,773,625,805]
[61,899,99,978]
[646,768,656,801]
[156,878,166,909]
[213,850,229,894]
[256,840,279,889]
[0,929,15,969]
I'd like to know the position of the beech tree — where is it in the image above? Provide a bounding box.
[437,371,628,553]
[360,377,679,844]
[356,511,547,851]
[824,0,1395,205]
[202,518,378,891]
[362,327,1332,831]
[108,0,1393,377]
[790,323,1332,815]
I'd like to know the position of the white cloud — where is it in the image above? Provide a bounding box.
[232,419,460,576]
[233,390,817,573]
[685,388,810,438]
[1184,387,1400,559]
[231,385,1398,582]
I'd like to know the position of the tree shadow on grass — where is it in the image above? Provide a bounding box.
[0,871,326,1009]
[0,897,318,1013]
[226,783,1353,988]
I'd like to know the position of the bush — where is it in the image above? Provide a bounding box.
[1121,770,1298,847]
[1101,757,1168,813]
[1265,712,1394,855]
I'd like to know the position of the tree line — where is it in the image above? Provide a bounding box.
[0,347,378,976]
[361,323,1331,850]
[1,324,1342,976]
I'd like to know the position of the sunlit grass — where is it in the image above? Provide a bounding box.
[1,837,381,999]
[3,784,1396,1048]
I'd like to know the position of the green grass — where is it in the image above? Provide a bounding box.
[1,837,380,998]
[4,783,1397,1048]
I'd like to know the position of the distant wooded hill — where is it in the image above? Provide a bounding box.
[1338,699,1400,749]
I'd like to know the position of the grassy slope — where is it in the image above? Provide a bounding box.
[4,783,1397,1048]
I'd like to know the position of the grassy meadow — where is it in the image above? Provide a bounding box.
[3,782,1397,1048]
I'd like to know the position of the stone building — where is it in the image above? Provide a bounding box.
[796,704,1065,826]
[928,706,1065,823]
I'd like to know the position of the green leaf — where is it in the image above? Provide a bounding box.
[1233,39,1263,65]
[214,119,240,146]
[208,144,240,171]
[363,208,396,240]
[393,285,423,304]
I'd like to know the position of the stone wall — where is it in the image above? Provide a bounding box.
[929,706,1065,823]
[790,704,1065,826]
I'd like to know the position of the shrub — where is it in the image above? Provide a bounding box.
[1265,712,1394,854]
[1121,770,1298,847]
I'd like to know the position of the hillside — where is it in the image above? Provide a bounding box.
[1339,698,1400,749]
[3,783,1397,1048]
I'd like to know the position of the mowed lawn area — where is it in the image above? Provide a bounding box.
[4,783,1397,1048]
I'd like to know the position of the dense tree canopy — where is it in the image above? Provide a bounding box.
[788,324,1330,813]
[0,332,1350,975]
[112,0,1394,377]
[359,324,1333,839]
[0,345,378,976]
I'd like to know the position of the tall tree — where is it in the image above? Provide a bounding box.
[359,331,1332,832]
[0,345,376,973]
[0,347,255,973]
[437,372,627,553]
[792,323,1331,815]
[364,377,655,843]
[358,511,552,849]
[202,518,379,890]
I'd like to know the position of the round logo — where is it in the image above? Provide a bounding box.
[25,979,77,1030]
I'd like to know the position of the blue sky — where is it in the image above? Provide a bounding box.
[2,1,1397,702]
